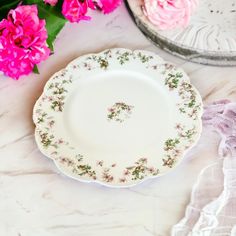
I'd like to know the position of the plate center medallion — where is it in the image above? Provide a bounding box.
[107,102,134,123]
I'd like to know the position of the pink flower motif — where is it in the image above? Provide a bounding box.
[62,0,95,23]
[0,5,50,79]
[44,0,58,6]
[58,139,64,144]
[148,167,154,173]
[96,160,104,167]
[119,178,126,183]
[143,0,199,30]
[95,0,122,14]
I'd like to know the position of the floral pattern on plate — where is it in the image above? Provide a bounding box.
[33,48,203,187]
[107,102,134,123]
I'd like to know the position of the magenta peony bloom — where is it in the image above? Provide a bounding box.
[95,0,122,14]
[0,5,50,79]
[44,0,58,6]
[62,0,95,23]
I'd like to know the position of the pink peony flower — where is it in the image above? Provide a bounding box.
[62,0,95,23]
[95,0,122,14]
[143,0,198,30]
[44,0,58,6]
[0,5,50,79]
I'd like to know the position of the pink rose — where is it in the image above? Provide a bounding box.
[62,0,95,23]
[44,0,58,6]
[94,0,122,14]
[143,0,198,30]
[0,5,50,79]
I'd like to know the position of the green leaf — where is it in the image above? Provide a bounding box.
[23,0,66,52]
[0,0,21,20]
[33,65,39,74]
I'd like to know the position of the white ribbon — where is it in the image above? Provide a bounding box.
[172,100,236,236]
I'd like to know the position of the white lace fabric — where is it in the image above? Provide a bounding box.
[172,100,236,236]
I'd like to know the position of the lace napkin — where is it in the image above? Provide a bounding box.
[172,100,236,236]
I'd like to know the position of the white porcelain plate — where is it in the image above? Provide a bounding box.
[33,48,203,187]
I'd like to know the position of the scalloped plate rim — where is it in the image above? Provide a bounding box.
[33,48,203,188]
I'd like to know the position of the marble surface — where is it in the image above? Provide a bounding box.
[0,3,236,236]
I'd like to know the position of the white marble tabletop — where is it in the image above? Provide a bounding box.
[1,3,236,236]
